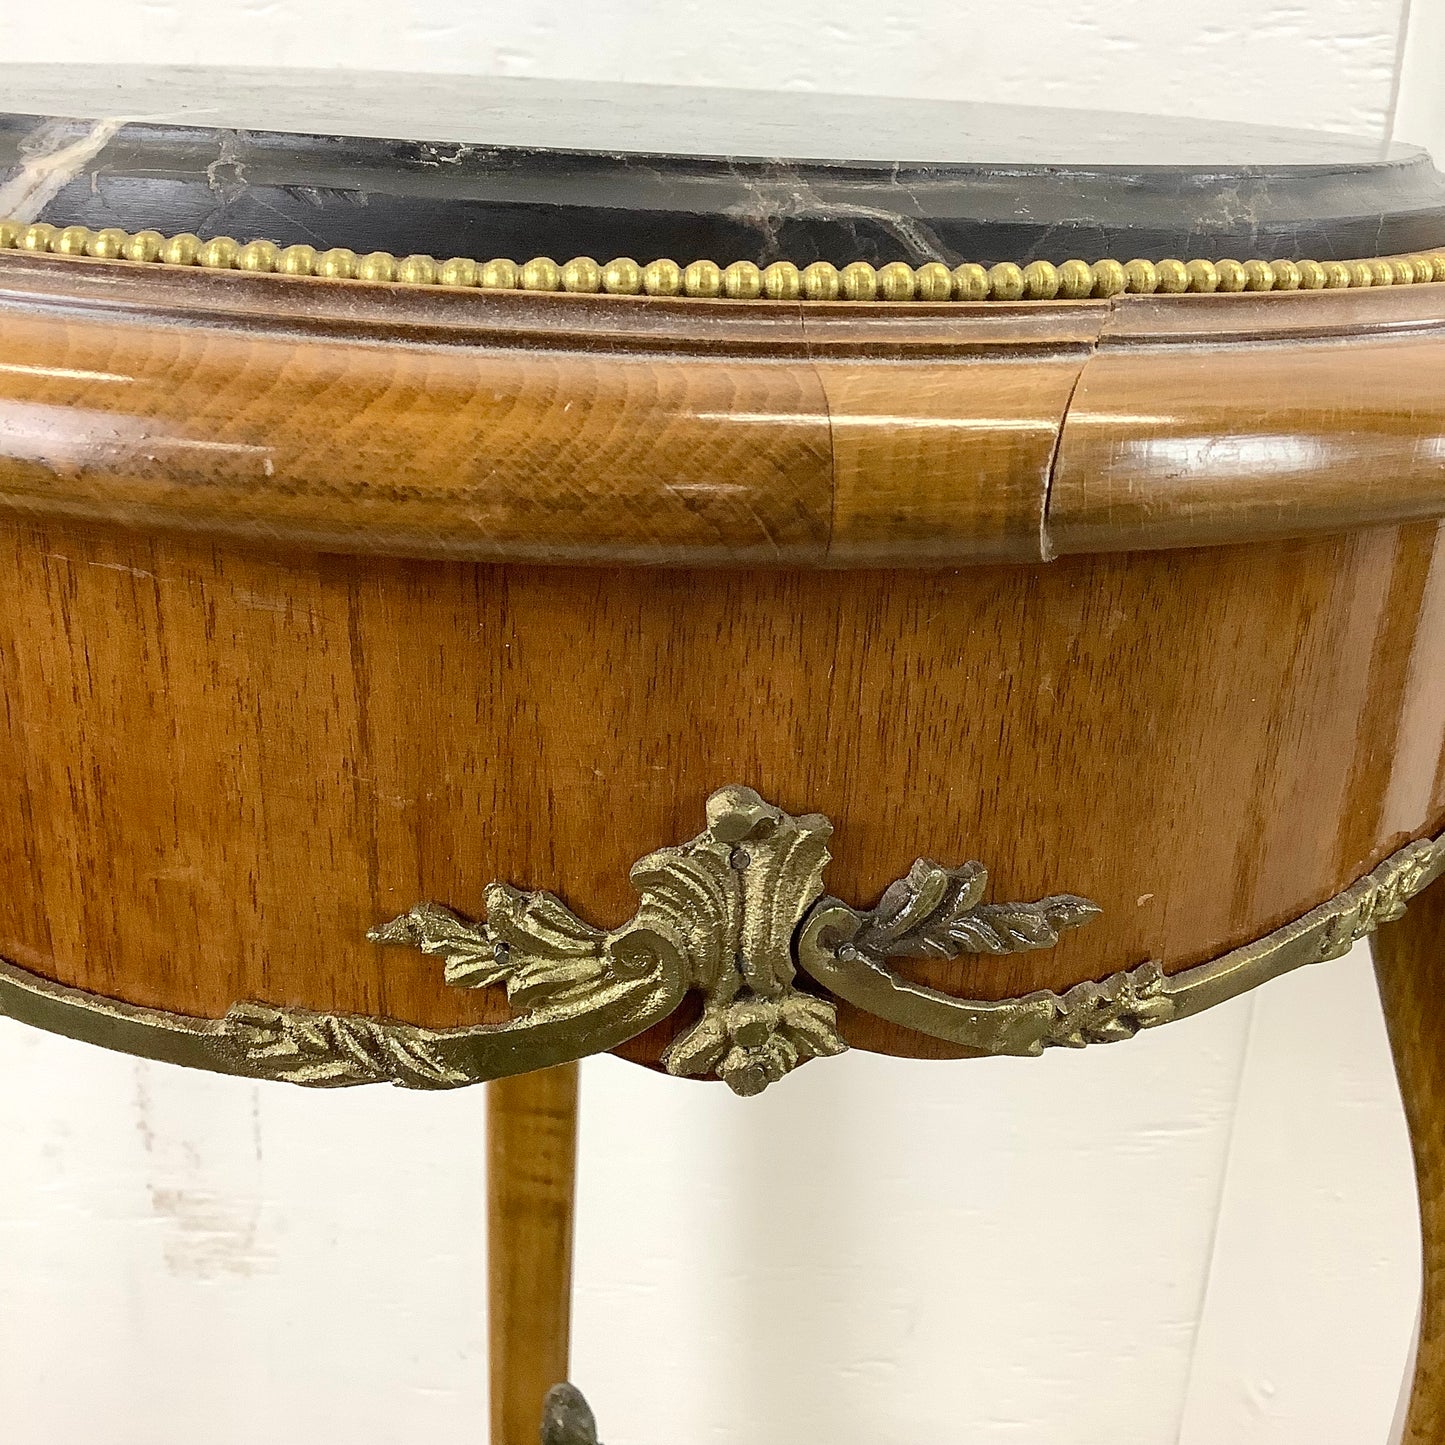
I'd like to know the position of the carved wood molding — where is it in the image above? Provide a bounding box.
[1,249,1443,567]
[2,786,1441,1096]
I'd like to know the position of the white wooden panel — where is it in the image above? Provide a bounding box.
[1,1002,1251,1445]
[574,1009,1252,1445]
[0,0,1407,135]
[1176,946,1420,1444]
[1393,0,1445,150]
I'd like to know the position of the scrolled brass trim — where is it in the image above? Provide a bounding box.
[1,789,1441,1093]
[3,218,1443,302]
[798,835,1445,1054]
[373,784,851,1096]
[0,938,683,1089]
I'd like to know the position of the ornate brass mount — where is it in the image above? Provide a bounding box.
[3,786,1442,1095]
[370,784,1101,1095]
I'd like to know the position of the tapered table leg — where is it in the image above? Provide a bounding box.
[488,1063,580,1445]
[1373,875,1445,1443]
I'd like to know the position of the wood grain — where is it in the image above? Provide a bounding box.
[1373,872,1445,1445]
[2,517,1444,1062]
[1051,286,1445,554]
[0,253,1443,565]
[806,304,1100,564]
[488,1064,579,1445]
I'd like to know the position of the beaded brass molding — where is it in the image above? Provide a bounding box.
[1,790,1442,1092]
[3,218,1445,301]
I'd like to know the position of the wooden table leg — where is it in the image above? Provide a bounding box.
[1373,874,1445,1443]
[488,1063,580,1445]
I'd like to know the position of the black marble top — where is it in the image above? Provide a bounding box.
[2,64,1442,268]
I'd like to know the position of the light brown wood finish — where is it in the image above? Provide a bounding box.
[2,253,1445,567]
[488,1064,579,1445]
[806,304,1100,564]
[1373,874,1445,1444]
[2,516,1445,1062]
[3,260,1445,1065]
[0,254,1098,568]
[1052,286,1445,555]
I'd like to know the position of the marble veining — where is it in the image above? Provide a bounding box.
[0,116,130,222]
[1,64,1443,267]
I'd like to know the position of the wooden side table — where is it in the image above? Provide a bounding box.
[2,65,1445,1444]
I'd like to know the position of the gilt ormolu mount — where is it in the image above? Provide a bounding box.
[371,784,1103,1095]
[3,784,1442,1096]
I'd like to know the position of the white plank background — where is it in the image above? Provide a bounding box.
[1,4,1442,1440]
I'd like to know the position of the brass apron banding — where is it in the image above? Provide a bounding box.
[2,787,1439,1095]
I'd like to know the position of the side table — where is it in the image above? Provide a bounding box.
[2,65,1445,1443]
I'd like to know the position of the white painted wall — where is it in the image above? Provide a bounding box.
[1,4,1443,1442]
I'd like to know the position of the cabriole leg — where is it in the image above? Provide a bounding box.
[1373,874,1445,1442]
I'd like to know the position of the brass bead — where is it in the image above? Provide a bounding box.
[1431,254,1445,283]
[872,259,915,301]
[1155,259,1189,294]
[197,236,240,269]
[839,261,877,301]
[682,259,723,298]
[52,225,93,256]
[1242,259,1275,291]
[1392,257,1418,285]
[161,233,202,266]
[439,256,479,288]
[1296,260,1326,290]
[914,261,952,301]
[397,255,438,285]
[1269,260,1301,291]
[1091,259,1127,298]
[1022,260,1059,299]
[87,228,130,259]
[237,239,280,273]
[124,230,165,263]
[1123,259,1158,294]
[559,257,601,293]
[1056,259,1094,299]
[1322,260,1352,289]
[951,262,990,301]
[1214,259,1247,292]
[480,258,520,290]
[1185,259,1219,293]
[1347,260,1374,288]
[642,259,683,296]
[0,219,19,248]
[877,261,916,300]
[761,260,801,300]
[986,262,1025,301]
[355,250,397,283]
[277,244,318,276]
[19,223,57,252]
[721,260,762,299]
[314,246,358,280]
[520,257,562,291]
[1368,259,1394,286]
[800,260,839,301]
[602,257,643,295]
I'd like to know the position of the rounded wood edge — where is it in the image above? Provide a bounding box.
[0,253,1442,565]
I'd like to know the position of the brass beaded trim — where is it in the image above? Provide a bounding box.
[4,219,1445,301]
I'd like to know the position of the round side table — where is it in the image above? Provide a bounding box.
[2,65,1445,1444]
